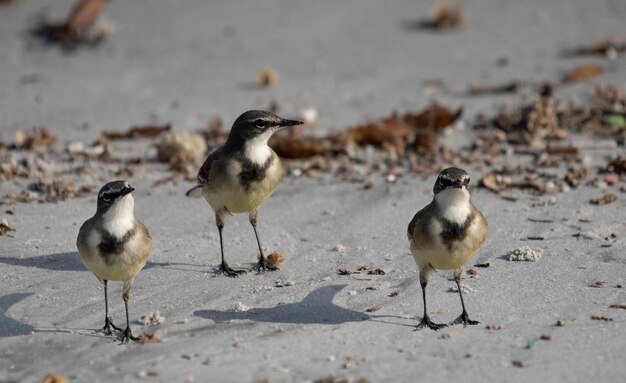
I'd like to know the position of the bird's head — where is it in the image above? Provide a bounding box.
[229,110,303,142]
[97,180,135,215]
[433,167,471,195]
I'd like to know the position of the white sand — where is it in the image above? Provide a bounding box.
[1,1,626,382]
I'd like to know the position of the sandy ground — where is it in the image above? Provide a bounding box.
[1,0,626,382]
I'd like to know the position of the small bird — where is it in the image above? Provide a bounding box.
[407,167,488,330]
[77,180,151,342]
[186,110,302,277]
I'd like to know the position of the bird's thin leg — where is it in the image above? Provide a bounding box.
[215,211,246,277]
[415,267,447,331]
[250,209,276,272]
[449,268,480,327]
[118,281,139,343]
[98,280,122,335]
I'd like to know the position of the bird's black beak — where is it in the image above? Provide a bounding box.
[279,118,304,128]
[121,186,135,196]
[453,181,463,189]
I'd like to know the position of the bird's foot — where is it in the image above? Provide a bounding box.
[414,315,448,331]
[98,316,123,336]
[218,263,247,278]
[255,259,279,272]
[118,327,139,344]
[449,311,480,327]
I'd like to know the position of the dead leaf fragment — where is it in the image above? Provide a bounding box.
[512,360,524,368]
[266,252,285,269]
[467,82,520,96]
[589,193,617,205]
[440,331,459,340]
[609,304,626,310]
[103,124,171,140]
[591,315,613,322]
[138,332,162,344]
[365,306,382,313]
[423,0,464,31]
[0,218,15,236]
[563,65,603,84]
[43,374,67,383]
[15,127,57,150]
[485,324,502,331]
[367,268,385,275]
[257,66,278,87]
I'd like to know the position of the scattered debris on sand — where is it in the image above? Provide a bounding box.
[42,374,67,383]
[234,302,250,312]
[140,311,166,326]
[448,284,475,294]
[507,246,542,262]
[421,0,464,31]
[562,64,604,84]
[265,252,286,269]
[34,0,114,48]
[0,218,15,236]
[485,324,502,331]
[590,193,617,205]
[561,39,626,59]
[138,332,162,344]
[257,66,278,87]
[590,315,613,322]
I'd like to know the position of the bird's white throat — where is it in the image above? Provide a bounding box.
[102,194,135,239]
[243,130,273,165]
[435,188,471,224]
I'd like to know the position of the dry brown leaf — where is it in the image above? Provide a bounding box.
[138,332,162,344]
[590,193,617,205]
[103,124,171,140]
[15,127,57,150]
[467,82,520,96]
[440,331,459,340]
[0,218,15,236]
[257,66,278,87]
[66,0,106,35]
[43,374,67,383]
[591,315,613,322]
[485,324,502,331]
[425,0,464,31]
[404,104,463,130]
[266,252,285,269]
[563,64,603,83]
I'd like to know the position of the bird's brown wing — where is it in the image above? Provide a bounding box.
[185,148,223,197]
[407,202,437,244]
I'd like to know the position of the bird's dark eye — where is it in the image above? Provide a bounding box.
[102,193,111,202]
[254,119,266,128]
[440,177,452,186]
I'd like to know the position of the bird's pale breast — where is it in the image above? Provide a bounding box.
[203,153,282,213]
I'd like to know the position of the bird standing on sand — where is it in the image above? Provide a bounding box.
[77,181,151,342]
[186,110,303,277]
[408,167,488,330]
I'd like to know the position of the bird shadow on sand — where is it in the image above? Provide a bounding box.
[194,284,371,325]
[0,252,189,272]
[0,293,36,337]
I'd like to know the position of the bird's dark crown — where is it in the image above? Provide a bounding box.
[433,167,470,194]
[227,110,303,142]
[97,180,134,212]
